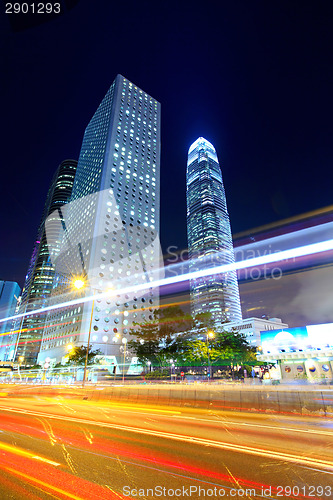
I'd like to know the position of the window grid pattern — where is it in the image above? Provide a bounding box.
[41,75,161,362]
[186,137,242,324]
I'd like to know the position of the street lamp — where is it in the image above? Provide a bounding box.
[122,338,127,383]
[18,356,24,382]
[170,359,176,382]
[83,291,95,388]
[70,276,91,388]
[206,331,214,380]
[72,278,86,290]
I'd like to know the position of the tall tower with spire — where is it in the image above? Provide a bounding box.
[186,137,242,324]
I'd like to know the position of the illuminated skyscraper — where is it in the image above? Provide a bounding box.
[186,137,242,324]
[39,75,161,370]
[0,281,21,361]
[14,160,77,364]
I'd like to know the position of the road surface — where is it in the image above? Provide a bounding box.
[0,395,332,499]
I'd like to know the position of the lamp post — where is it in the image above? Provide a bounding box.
[206,331,214,381]
[82,294,94,387]
[12,295,23,363]
[17,356,24,382]
[122,338,127,383]
[70,277,91,388]
[170,359,176,382]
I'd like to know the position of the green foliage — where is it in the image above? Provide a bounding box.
[128,305,192,367]
[211,329,256,363]
[128,306,257,376]
[144,369,170,379]
[66,345,101,366]
[192,312,215,333]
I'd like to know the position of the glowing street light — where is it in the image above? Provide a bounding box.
[72,278,86,290]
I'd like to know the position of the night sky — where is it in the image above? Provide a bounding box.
[1,0,333,289]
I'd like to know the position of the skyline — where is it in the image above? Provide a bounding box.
[2,1,333,288]
[0,4,332,498]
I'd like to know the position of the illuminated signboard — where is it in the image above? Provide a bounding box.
[260,323,333,354]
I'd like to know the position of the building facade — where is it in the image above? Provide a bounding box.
[38,75,161,370]
[14,160,77,364]
[224,316,288,347]
[186,137,242,324]
[0,281,21,361]
[257,323,333,383]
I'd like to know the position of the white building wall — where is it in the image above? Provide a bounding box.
[39,75,161,366]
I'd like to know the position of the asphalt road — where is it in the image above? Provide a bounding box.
[0,395,332,499]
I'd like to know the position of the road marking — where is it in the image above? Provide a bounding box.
[0,441,61,466]
[1,405,332,473]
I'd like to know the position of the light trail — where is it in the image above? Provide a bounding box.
[1,405,333,473]
[174,415,333,436]
[0,319,76,338]
[1,236,333,326]
[3,467,95,500]
[0,441,61,466]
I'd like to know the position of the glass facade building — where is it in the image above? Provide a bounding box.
[186,137,242,324]
[39,75,161,370]
[14,160,77,364]
[0,281,21,361]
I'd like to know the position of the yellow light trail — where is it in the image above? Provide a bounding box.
[4,466,85,500]
[0,441,61,466]
[2,406,333,472]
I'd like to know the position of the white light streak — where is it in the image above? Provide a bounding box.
[1,237,333,326]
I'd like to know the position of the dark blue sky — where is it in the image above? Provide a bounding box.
[1,0,333,287]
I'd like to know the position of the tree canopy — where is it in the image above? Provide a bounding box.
[128,306,257,373]
[128,305,191,367]
[67,345,101,366]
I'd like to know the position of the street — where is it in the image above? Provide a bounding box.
[0,393,332,499]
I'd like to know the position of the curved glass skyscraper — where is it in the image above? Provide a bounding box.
[14,159,78,364]
[186,137,242,324]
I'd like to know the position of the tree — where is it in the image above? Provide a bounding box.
[180,328,256,377]
[210,329,257,378]
[180,338,209,366]
[192,312,215,334]
[67,345,101,366]
[128,305,191,368]
[176,312,216,367]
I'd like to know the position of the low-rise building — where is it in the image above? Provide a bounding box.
[223,317,288,347]
[257,323,333,382]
